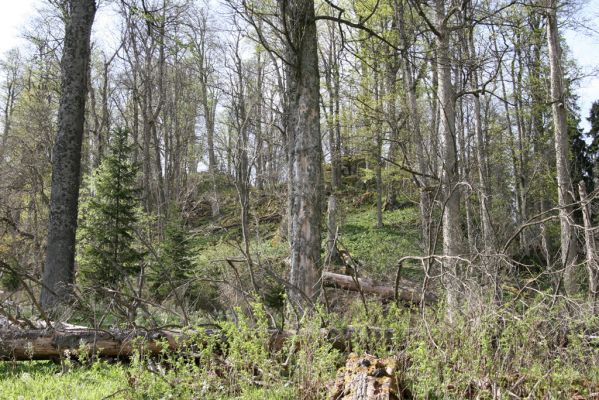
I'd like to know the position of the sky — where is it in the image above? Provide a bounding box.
[0,0,597,130]
[0,0,39,52]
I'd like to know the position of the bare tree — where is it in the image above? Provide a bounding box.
[0,50,23,161]
[187,6,221,216]
[321,19,342,265]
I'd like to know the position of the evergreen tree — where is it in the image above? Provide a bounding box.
[588,101,599,164]
[151,204,192,300]
[77,128,142,289]
[151,205,222,313]
[569,114,594,192]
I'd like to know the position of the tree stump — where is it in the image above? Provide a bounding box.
[329,353,411,399]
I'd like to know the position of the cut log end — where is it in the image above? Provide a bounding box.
[328,353,412,400]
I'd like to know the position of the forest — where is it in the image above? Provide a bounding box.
[0,0,598,398]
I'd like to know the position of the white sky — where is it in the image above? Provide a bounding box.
[0,0,40,52]
[0,0,597,130]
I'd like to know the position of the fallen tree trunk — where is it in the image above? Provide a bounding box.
[0,327,181,361]
[0,324,396,361]
[0,270,435,361]
[322,271,435,305]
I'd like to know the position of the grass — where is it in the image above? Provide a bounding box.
[0,361,127,400]
[0,203,421,400]
[0,361,300,399]
[339,204,422,279]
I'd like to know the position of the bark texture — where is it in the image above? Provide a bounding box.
[329,353,408,400]
[41,0,96,311]
[435,0,462,317]
[0,323,400,361]
[0,327,179,361]
[284,0,323,312]
[578,181,598,305]
[546,1,579,294]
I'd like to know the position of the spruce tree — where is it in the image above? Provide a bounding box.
[152,204,193,300]
[77,128,142,289]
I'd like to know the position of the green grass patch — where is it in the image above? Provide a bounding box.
[339,205,422,279]
[0,361,127,399]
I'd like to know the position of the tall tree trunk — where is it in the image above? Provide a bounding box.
[397,0,432,264]
[152,13,167,214]
[197,46,219,216]
[41,0,96,311]
[284,0,323,312]
[0,69,18,160]
[492,25,526,253]
[141,35,153,211]
[546,0,579,294]
[232,47,257,293]
[512,34,530,252]
[467,13,496,292]
[384,49,399,210]
[430,55,440,176]
[99,58,110,161]
[87,63,100,170]
[435,0,462,318]
[578,181,598,307]
[255,51,265,190]
[324,23,342,265]
[375,76,384,229]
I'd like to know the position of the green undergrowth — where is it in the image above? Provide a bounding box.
[1,297,597,399]
[3,192,596,398]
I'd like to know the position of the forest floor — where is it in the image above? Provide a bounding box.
[0,187,598,399]
[0,190,422,400]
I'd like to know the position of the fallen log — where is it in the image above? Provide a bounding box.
[0,270,433,361]
[322,272,435,305]
[0,327,182,361]
[0,324,397,361]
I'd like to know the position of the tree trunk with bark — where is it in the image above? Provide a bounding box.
[323,21,342,265]
[578,181,598,306]
[546,0,579,295]
[284,0,323,312]
[0,322,408,361]
[41,0,96,312]
[466,13,497,296]
[435,0,462,318]
[397,1,432,265]
[322,271,435,305]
